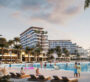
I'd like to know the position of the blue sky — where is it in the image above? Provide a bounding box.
[0,0,90,49]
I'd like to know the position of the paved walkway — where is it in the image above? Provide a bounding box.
[7,68,90,82]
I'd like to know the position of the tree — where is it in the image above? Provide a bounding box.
[75,50,80,60]
[14,44,22,59]
[8,40,14,48]
[62,48,70,61]
[55,46,62,57]
[47,48,54,60]
[75,50,78,55]
[63,48,69,57]
[14,37,20,45]
[25,47,33,62]
[34,44,43,62]
[84,0,90,9]
[8,40,14,62]
[0,38,7,59]
[13,37,21,60]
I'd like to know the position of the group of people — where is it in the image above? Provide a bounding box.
[74,62,81,77]
[20,67,40,76]
[40,62,47,68]
[40,62,56,69]
[1,62,82,78]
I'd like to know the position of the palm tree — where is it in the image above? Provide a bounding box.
[14,44,22,60]
[13,37,21,60]
[84,0,90,9]
[75,50,80,60]
[25,47,33,62]
[47,48,54,60]
[8,40,14,48]
[14,37,20,45]
[62,48,70,61]
[0,38,7,60]
[0,35,2,36]
[55,46,62,57]
[34,44,43,62]
[75,50,78,55]
[63,48,69,57]
[8,40,14,62]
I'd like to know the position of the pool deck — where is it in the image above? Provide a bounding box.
[6,67,90,82]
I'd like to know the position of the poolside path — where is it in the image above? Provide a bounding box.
[7,68,90,82]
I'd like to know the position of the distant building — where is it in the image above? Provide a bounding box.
[20,27,86,55]
[77,47,87,55]
[20,26,49,52]
[49,40,78,54]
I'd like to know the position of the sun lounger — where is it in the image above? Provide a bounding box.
[0,75,11,82]
[51,76,63,82]
[3,75,11,79]
[38,75,51,81]
[62,77,78,82]
[10,72,16,78]
[16,73,30,79]
[28,74,38,81]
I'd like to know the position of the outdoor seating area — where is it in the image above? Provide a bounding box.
[0,73,78,82]
[0,66,79,82]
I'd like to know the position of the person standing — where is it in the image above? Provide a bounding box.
[74,62,78,77]
[50,62,52,68]
[77,63,81,77]
[44,62,47,68]
[40,62,43,68]
[9,63,11,68]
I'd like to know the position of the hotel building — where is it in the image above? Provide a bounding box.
[20,27,86,55]
[20,27,49,52]
[49,40,78,54]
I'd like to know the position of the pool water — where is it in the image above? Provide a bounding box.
[3,62,90,72]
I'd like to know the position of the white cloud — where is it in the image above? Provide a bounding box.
[7,0,85,24]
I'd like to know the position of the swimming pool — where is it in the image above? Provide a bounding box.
[2,62,90,72]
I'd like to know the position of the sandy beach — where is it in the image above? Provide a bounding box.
[6,67,90,82]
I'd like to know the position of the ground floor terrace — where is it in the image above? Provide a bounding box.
[1,67,90,82]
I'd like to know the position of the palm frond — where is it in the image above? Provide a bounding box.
[84,0,90,9]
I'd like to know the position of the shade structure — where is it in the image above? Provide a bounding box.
[51,53,58,59]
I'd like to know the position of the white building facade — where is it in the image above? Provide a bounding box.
[49,40,78,54]
[20,27,49,52]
